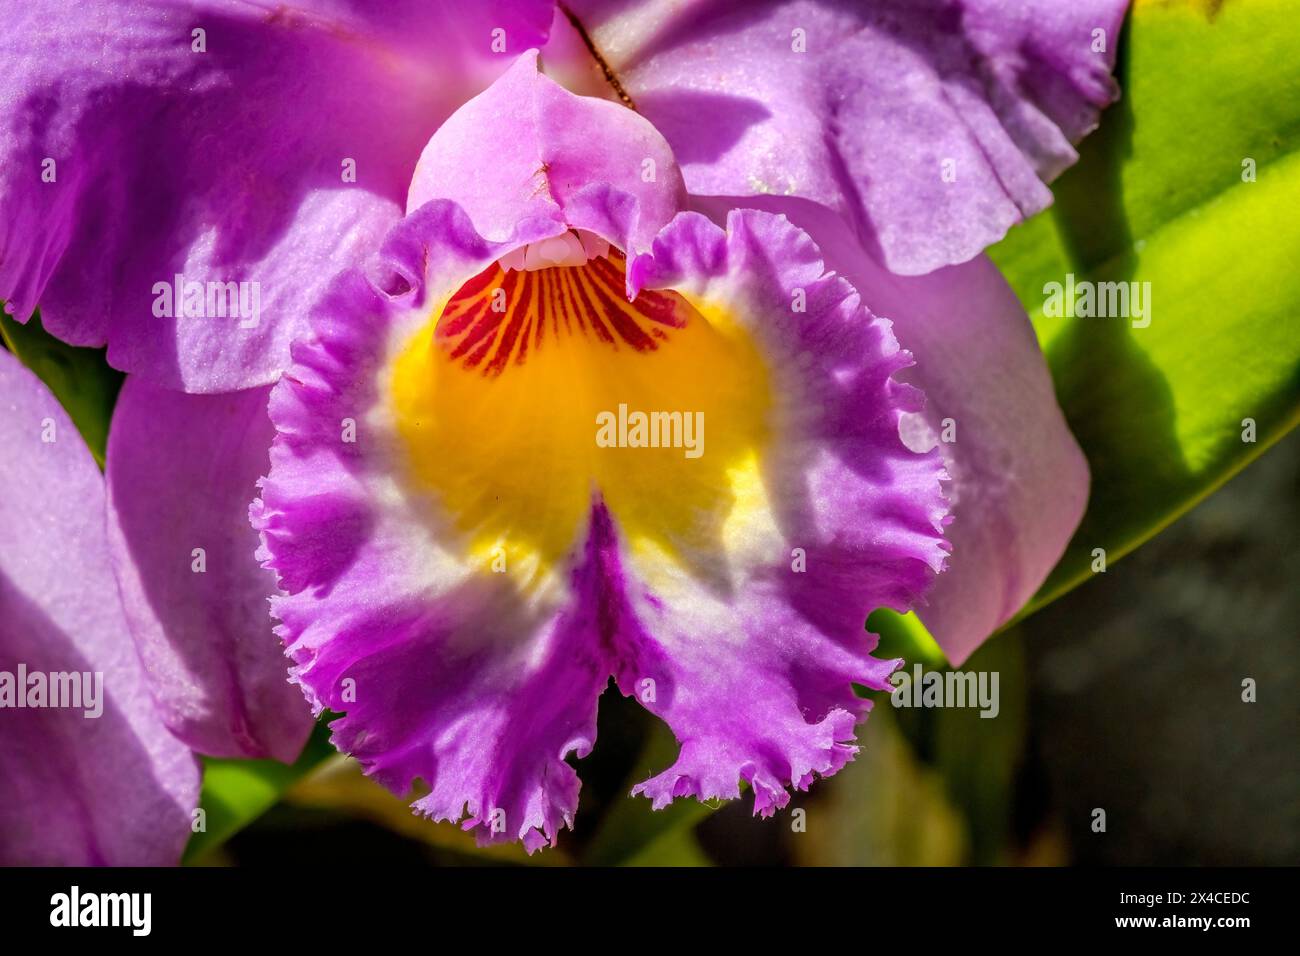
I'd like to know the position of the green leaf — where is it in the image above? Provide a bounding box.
[867,608,946,666]
[926,629,1028,865]
[580,721,718,865]
[0,308,122,467]
[618,826,712,867]
[990,0,1300,617]
[789,707,968,866]
[183,722,335,864]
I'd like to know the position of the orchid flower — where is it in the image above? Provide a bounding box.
[0,0,1127,859]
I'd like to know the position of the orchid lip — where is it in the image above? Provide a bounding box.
[253,202,952,852]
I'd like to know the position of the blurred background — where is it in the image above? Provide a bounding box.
[198,430,1297,867]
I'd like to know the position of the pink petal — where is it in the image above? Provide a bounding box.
[105,379,314,761]
[0,348,199,864]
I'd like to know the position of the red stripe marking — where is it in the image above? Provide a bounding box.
[572,267,618,346]
[435,251,692,376]
[491,269,534,375]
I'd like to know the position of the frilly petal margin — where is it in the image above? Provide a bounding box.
[254,199,948,847]
[252,201,611,851]
[696,195,1089,664]
[0,348,199,865]
[0,0,553,392]
[105,380,313,762]
[254,53,701,845]
[617,210,949,811]
[559,0,1129,275]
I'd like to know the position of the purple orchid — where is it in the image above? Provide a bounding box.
[0,0,1127,859]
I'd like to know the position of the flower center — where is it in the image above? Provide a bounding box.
[389,249,772,583]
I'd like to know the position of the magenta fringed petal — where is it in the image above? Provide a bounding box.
[617,210,948,811]
[252,52,947,851]
[254,200,947,847]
